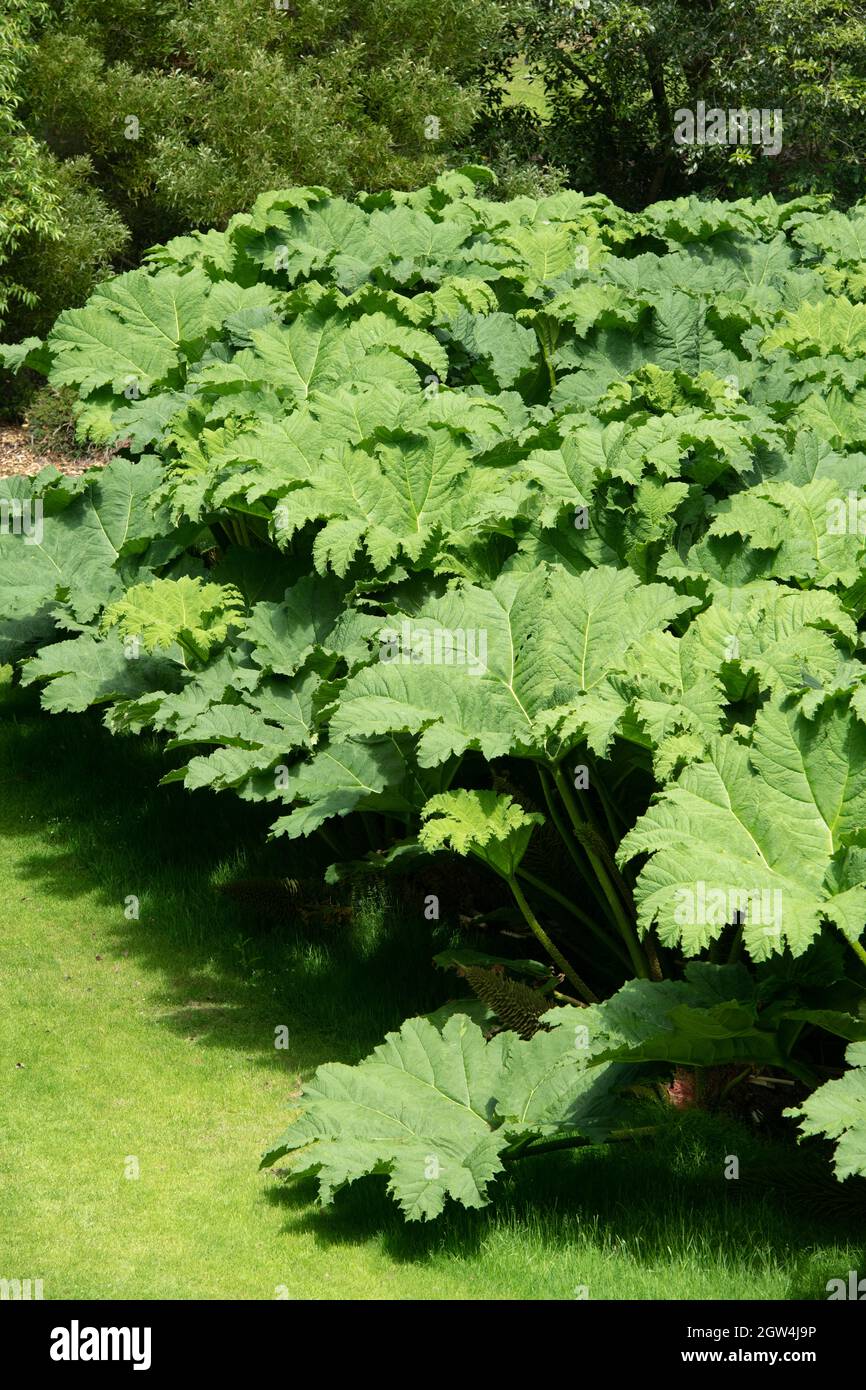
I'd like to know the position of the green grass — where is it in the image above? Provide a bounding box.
[1,679,864,1300]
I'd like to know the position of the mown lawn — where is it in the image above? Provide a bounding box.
[1,675,862,1300]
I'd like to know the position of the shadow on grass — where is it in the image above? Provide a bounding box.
[261,1114,866,1297]
[4,690,866,1287]
[0,695,453,1069]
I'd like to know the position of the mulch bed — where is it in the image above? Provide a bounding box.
[0,423,113,480]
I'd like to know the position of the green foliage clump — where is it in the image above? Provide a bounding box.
[5,155,129,340]
[14,0,500,257]
[0,1,60,324]
[4,171,866,1217]
[0,4,127,409]
[24,383,93,455]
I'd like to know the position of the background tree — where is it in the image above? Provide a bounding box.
[475,0,866,209]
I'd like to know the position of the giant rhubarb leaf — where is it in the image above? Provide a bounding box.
[618,696,866,959]
[330,564,693,763]
[787,1041,866,1181]
[261,1011,635,1220]
[419,790,543,879]
[0,458,162,623]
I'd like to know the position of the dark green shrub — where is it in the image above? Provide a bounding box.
[0,1,61,324]
[18,0,502,250]
[1,0,507,413]
[5,155,129,338]
[24,382,94,455]
[0,144,128,421]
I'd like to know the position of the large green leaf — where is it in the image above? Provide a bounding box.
[261,1014,517,1219]
[268,737,412,837]
[619,697,866,959]
[48,269,213,394]
[331,564,693,762]
[20,632,179,713]
[161,672,321,791]
[242,575,380,678]
[261,1011,636,1219]
[787,1041,866,1181]
[266,429,526,577]
[0,458,162,623]
[419,790,543,879]
[102,577,244,658]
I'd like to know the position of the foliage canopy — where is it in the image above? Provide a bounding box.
[4,169,866,1215]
